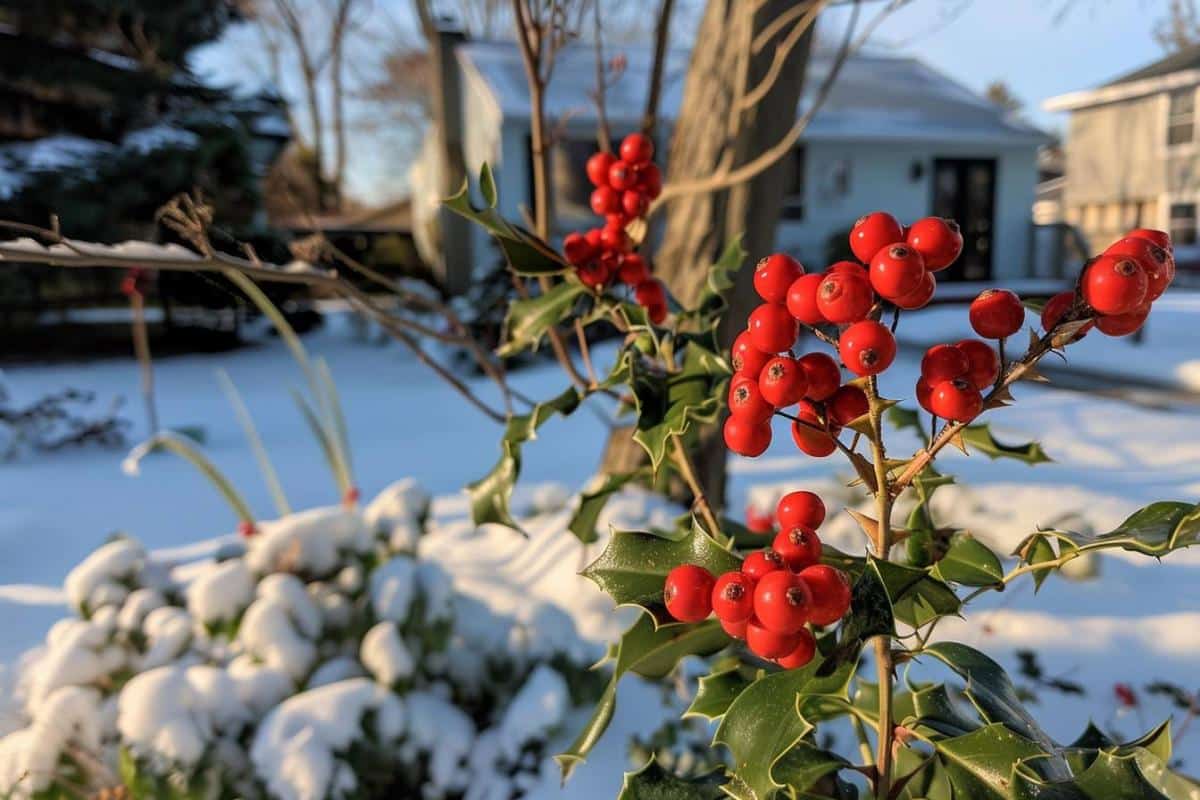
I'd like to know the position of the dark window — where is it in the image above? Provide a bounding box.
[1170,202,1197,245]
[551,137,598,222]
[1168,90,1195,146]
[781,147,806,220]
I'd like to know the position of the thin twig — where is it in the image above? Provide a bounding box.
[671,435,722,535]
[739,1,826,111]
[591,0,613,153]
[641,0,676,137]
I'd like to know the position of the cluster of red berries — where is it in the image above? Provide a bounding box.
[1048,227,1175,338]
[724,210,959,459]
[562,133,668,323]
[663,491,851,668]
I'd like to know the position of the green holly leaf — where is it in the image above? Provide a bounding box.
[959,422,1053,464]
[934,724,1047,798]
[581,517,741,618]
[922,641,1068,780]
[1015,501,1200,586]
[467,387,582,534]
[498,281,588,356]
[771,742,853,796]
[817,556,893,676]
[567,469,648,544]
[714,658,856,800]
[557,613,729,780]
[875,559,961,628]
[931,533,1003,586]
[617,758,727,800]
[685,665,756,722]
[1011,748,1180,800]
[689,236,747,322]
[909,682,983,738]
[627,343,729,474]
[444,163,567,275]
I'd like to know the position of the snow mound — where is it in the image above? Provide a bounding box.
[246,506,372,576]
[118,665,247,767]
[63,538,144,613]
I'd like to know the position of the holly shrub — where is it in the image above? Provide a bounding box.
[450,135,1200,799]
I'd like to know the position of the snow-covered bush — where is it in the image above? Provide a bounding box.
[0,479,593,800]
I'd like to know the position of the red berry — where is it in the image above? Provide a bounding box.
[816,272,874,323]
[606,212,631,228]
[1095,305,1150,337]
[791,400,839,458]
[745,505,776,535]
[585,227,604,248]
[1041,290,1092,338]
[850,211,904,264]
[238,520,257,538]
[969,289,1025,339]
[930,378,983,423]
[636,163,662,199]
[893,270,936,310]
[600,221,631,252]
[728,375,773,423]
[634,278,666,309]
[646,302,668,325]
[920,343,969,384]
[590,186,621,216]
[786,274,827,326]
[827,260,868,279]
[870,244,927,299]
[754,254,805,304]
[906,217,963,271]
[742,548,785,581]
[955,339,999,390]
[619,133,654,165]
[621,190,649,219]
[563,232,594,266]
[663,564,715,622]
[1105,236,1171,302]
[797,353,841,401]
[586,152,616,187]
[1127,228,1172,253]
[731,331,772,378]
[712,571,755,623]
[724,416,772,457]
[828,384,869,426]
[721,617,749,639]
[746,619,803,659]
[839,321,896,377]
[759,356,808,407]
[775,628,817,668]
[776,490,826,531]
[773,526,822,571]
[915,376,934,414]
[1082,255,1148,315]
[799,565,852,626]
[618,253,650,285]
[578,261,612,291]
[608,160,636,191]
[747,303,799,354]
[753,570,813,634]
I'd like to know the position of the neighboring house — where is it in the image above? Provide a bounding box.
[1046,45,1200,262]
[412,38,1051,290]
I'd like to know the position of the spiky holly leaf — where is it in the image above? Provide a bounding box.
[444,163,567,275]
[581,516,741,617]
[960,422,1052,464]
[499,280,588,356]
[567,468,649,544]
[1011,748,1187,800]
[770,742,853,796]
[683,236,747,324]
[714,658,855,800]
[1014,501,1200,587]
[617,758,727,800]
[557,613,730,780]
[934,724,1048,798]
[817,556,894,676]
[685,665,756,722]
[909,682,984,738]
[875,559,961,627]
[467,387,582,534]
[931,533,1004,587]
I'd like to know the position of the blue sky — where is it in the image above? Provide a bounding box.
[196,0,1178,203]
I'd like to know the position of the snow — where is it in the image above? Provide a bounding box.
[63,538,144,613]
[250,678,405,800]
[186,558,255,626]
[499,664,570,759]
[361,621,415,686]
[122,124,201,155]
[118,665,246,767]
[2,300,1200,793]
[245,506,372,577]
[0,686,102,797]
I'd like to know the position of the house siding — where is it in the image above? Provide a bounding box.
[1061,92,1166,250]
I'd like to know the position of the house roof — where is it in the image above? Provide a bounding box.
[1045,47,1200,113]
[456,41,1050,146]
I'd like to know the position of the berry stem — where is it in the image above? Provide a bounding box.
[670,435,722,537]
[574,318,599,389]
[863,375,895,800]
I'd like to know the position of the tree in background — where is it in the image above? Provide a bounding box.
[985,79,1023,114]
[1154,0,1200,52]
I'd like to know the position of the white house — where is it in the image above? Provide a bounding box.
[412,39,1050,287]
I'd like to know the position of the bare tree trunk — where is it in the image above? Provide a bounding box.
[600,0,818,510]
[329,0,355,212]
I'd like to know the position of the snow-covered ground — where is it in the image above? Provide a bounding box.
[2,297,1200,789]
